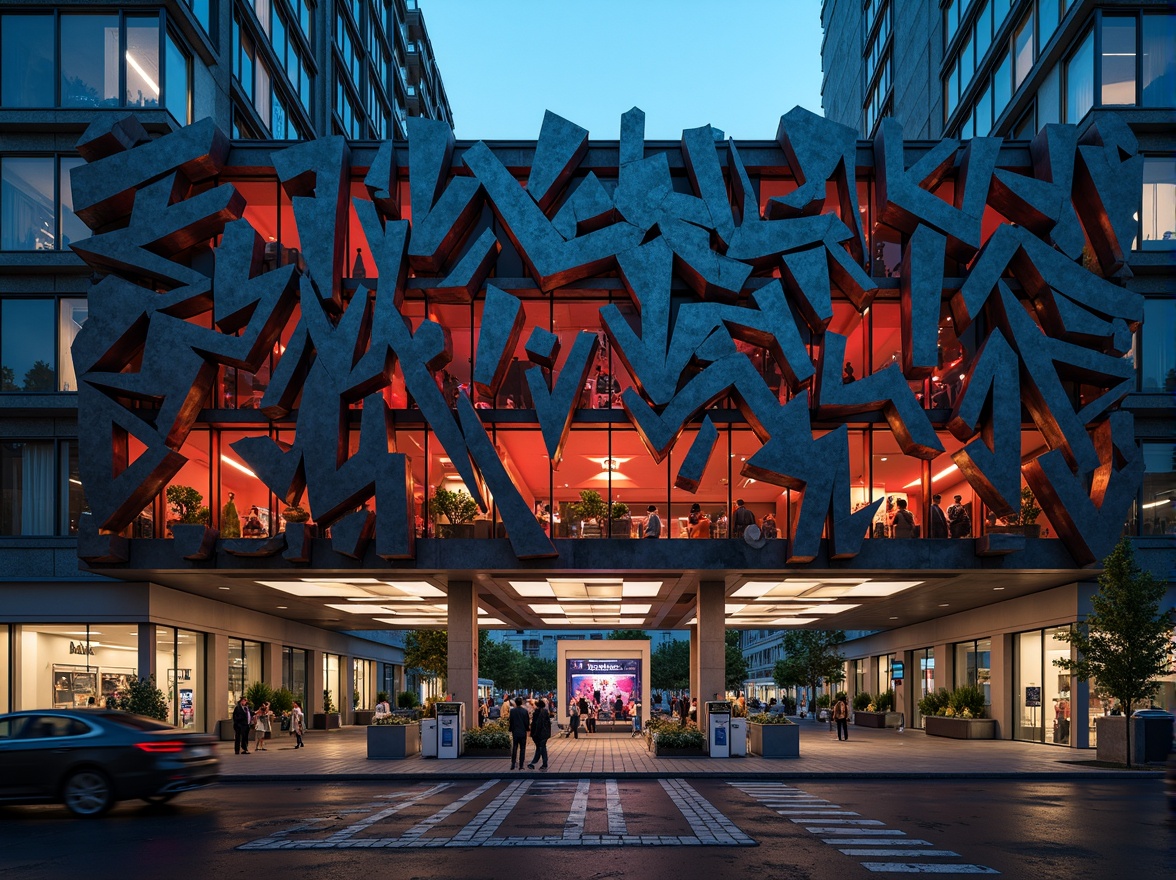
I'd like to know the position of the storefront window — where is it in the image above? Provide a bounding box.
[156,626,205,729]
[227,637,262,716]
[353,658,374,710]
[1013,628,1071,745]
[852,659,866,699]
[323,652,342,713]
[0,625,9,713]
[954,637,992,710]
[876,653,895,696]
[20,624,139,710]
[282,646,308,701]
[914,647,935,728]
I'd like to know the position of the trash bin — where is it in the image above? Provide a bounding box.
[729,717,747,757]
[421,718,438,757]
[1132,709,1174,763]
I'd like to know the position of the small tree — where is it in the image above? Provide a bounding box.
[113,675,170,721]
[244,680,273,709]
[405,629,449,692]
[166,484,210,525]
[606,629,650,641]
[1000,485,1041,526]
[1054,538,1173,766]
[772,630,847,718]
[726,630,749,693]
[651,639,691,692]
[569,489,609,522]
[220,492,242,538]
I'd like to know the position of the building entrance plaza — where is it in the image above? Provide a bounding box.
[0,101,1172,749]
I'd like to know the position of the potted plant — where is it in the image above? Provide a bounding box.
[367,713,421,759]
[220,492,241,538]
[166,484,216,558]
[397,690,421,710]
[462,720,511,757]
[569,489,609,538]
[989,486,1042,538]
[609,500,631,538]
[922,685,997,739]
[313,689,342,730]
[747,711,801,758]
[651,722,707,757]
[429,486,479,538]
[853,688,903,728]
[853,691,873,712]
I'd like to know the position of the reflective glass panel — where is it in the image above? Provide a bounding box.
[1,157,54,251]
[1,15,54,107]
[1100,17,1136,105]
[60,15,120,108]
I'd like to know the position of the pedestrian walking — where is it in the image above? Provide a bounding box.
[833,693,850,741]
[527,698,552,770]
[254,701,272,750]
[289,700,305,748]
[570,700,581,739]
[508,697,529,771]
[587,702,597,733]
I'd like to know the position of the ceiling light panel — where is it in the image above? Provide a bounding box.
[510,582,556,598]
[259,581,376,598]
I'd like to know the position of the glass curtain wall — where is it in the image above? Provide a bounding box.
[954,638,993,712]
[282,646,308,701]
[914,647,935,728]
[227,638,262,716]
[155,626,205,729]
[1013,628,1071,744]
[323,652,342,714]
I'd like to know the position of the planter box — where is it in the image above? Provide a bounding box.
[312,712,342,730]
[924,716,998,739]
[748,722,800,758]
[366,723,420,759]
[353,710,375,726]
[436,523,475,539]
[652,741,707,757]
[986,524,1042,538]
[609,519,632,538]
[854,710,903,728]
[217,719,237,742]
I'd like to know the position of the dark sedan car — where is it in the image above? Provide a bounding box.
[0,709,218,817]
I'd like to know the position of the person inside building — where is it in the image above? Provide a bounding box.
[731,498,755,538]
[930,494,949,539]
[644,505,661,538]
[891,497,917,538]
[947,495,972,538]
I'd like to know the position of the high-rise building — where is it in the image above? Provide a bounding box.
[0,0,454,726]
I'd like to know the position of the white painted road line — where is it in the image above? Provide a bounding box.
[564,779,591,839]
[842,850,961,858]
[605,779,627,835]
[827,839,936,846]
[861,864,999,874]
[449,779,531,844]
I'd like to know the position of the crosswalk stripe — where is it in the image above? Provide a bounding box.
[564,779,591,839]
[324,783,451,842]
[842,850,961,858]
[793,818,883,825]
[827,839,935,846]
[449,779,531,844]
[605,779,627,835]
[401,779,499,841]
[861,864,999,874]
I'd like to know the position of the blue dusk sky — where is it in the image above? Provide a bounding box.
[419,0,826,141]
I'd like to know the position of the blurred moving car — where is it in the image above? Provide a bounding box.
[0,709,218,817]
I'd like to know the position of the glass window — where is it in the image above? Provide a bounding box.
[975,1,992,63]
[60,14,120,108]
[1038,0,1060,51]
[228,638,262,714]
[1142,15,1176,107]
[1140,297,1176,396]
[954,638,992,708]
[20,625,140,710]
[1,15,54,107]
[1,441,56,535]
[2,298,55,391]
[60,440,84,535]
[283,646,308,700]
[157,627,206,729]
[1038,63,1061,128]
[993,52,1012,120]
[188,0,213,37]
[323,652,343,714]
[0,625,8,713]
[125,15,160,108]
[975,81,993,137]
[1013,628,1072,745]
[1065,28,1094,122]
[914,647,935,728]
[1141,158,1176,250]
[59,157,89,250]
[57,298,88,392]
[1014,9,1034,89]
[165,32,190,124]
[1100,16,1137,106]
[1141,442,1176,537]
[0,158,54,251]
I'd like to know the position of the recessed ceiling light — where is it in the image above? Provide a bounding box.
[993,587,1005,591]
[889,616,898,620]
[277,605,287,609]
[218,586,231,591]
[939,603,950,607]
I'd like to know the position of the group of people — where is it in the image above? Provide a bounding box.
[504,696,555,770]
[890,493,974,539]
[231,696,306,755]
[641,499,777,540]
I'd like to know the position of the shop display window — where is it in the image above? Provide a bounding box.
[1014,627,1072,745]
[228,638,261,716]
[156,626,205,730]
[914,647,935,728]
[954,637,992,710]
[19,624,140,711]
[283,646,308,700]
[353,658,375,710]
[323,652,343,713]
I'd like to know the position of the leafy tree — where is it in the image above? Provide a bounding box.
[651,638,690,691]
[606,629,650,641]
[772,630,847,714]
[521,656,556,692]
[405,629,449,691]
[0,365,15,391]
[726,630,749,692]
[166,484,210,525]
[22,359,56,392]
[1054,538,1173,766]
[479,631,524,691]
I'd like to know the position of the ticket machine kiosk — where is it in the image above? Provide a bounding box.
[436,702,464,759]
[706,700,731,758]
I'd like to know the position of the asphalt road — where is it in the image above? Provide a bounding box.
[0,777,1169,879]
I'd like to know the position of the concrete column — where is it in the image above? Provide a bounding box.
[307,649,324,716]
[207,632,229,735]
[697,580,726,739]
[137,622,157,685]
[689,624,700,706]
[990,634,1011,740]
[262,641,282,690]
[10,625,24,711]
[1072,675,1089,750]
[934,643,952,694]
[446,580,478,728]
[340,654,354,723]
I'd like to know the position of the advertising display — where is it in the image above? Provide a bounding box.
[566,658,641,710]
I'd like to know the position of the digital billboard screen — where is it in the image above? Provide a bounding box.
[566,658,641,709]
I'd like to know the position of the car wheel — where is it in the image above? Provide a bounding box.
[62,769,114,817]
[141,793,176,805]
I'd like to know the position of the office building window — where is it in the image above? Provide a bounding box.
[124,15,160,108]
[1014,9,1034,89]
[0,439,81,536]
[1065,28,1094,122]
[1142,442,1176,537]
[1142,15,1176,108]
[60,14,121,108]
[0,156,89,252]
[1140,158,1176,251]
[165,32,191,125]
[1038,0,1060,52]
[0,14,54,107]
[1139,298,1175,393]
[58,298,88,392]
[1,298,55,391]
[1100,16,1136,106]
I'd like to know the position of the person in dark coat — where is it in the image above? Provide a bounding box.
[508,697,530,771]
[232,696,252,755]
[732,498,756,538]
[678,693,690,726]
[929,494,949,539]
[527,698,552,770]
[570,701,581,739]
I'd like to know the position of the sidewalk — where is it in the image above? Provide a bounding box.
[218,718,1163,783]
